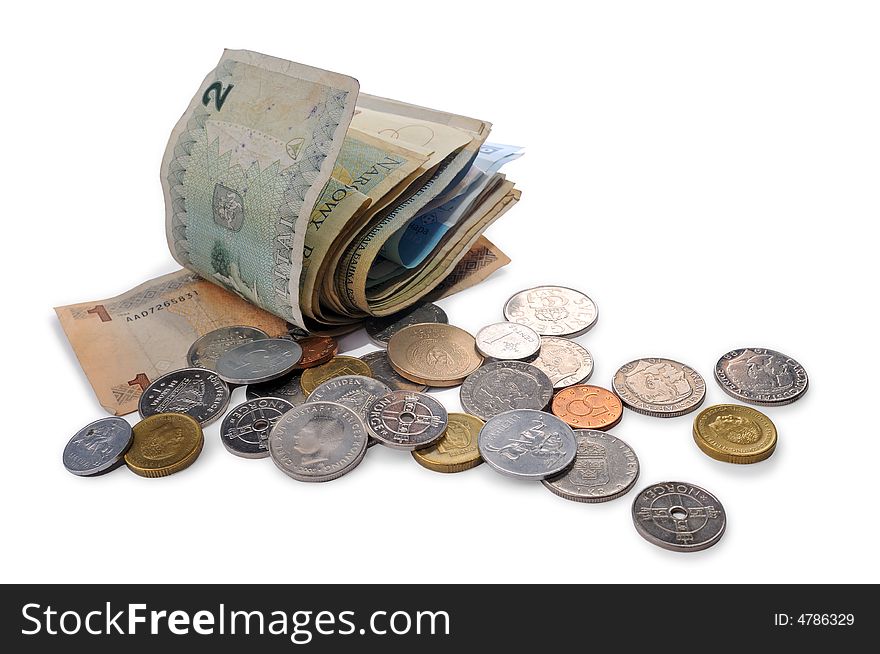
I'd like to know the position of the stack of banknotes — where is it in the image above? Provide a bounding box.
[56,50,522,415]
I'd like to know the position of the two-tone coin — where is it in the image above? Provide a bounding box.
[138,368,230,426]
[246,372,308,406]
[612,358,706,418]
[478,409,577,480]
[714,347,808,406]
[294,336,338,369]
[220,397,295,459]
[411,413,484,473]
[63,417,133,476]
[386,323,483,387]
[124,413,204,478]
[475,322,541,361]
[459,360,553,420]
[300,356,373,395]
[365,302,448,346]
[631,481,726,552]
[366,391,448,450]
[693,404,777,464]
[542,430,639,502]
[215,338,303,385]
[503,286,598,337]
[360,350,427,392]
[551,385,623,431]
[530,336,594,389]
[187,326,269,371]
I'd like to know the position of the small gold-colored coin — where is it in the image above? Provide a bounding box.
[411,413,484,473]
[387,323,483,387]
[692,404,777,464]
[124,413,204,478]
[300,355,372,394]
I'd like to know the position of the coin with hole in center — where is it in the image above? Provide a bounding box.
[63,417,133,477]
[220,397,295,459]
[631,481,726,552]
[187,326,269,371]
[366,391,448,450]
[138,368,230,426]
[460,360,553,420]
[542,430,639,503]
[551,385,623,431]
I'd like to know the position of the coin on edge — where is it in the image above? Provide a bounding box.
[138,368,230,426]
[63,417,133,476]
[186,326,269,371]
[714,347,808,406]
[530,336,594,389]
[693,404,777,464]
[475,322,542,361]
[366,391,448,450]
[300,355,373,395]
[220,397,295,459]
[411,413,484,473]
[478,409,577,480]
[542,430,639,503]
[365,302,448,347]
[269,401,368,482]
[215,338,303,385]
[360,350,428,392]
[246,372,308,406]
[124,413,204,478]
[631,481,726,552]
[386,323,483,387]
[612,358,706,418]
[503,286,598,337]
[294,336,338,369]
[460,360,553,420]
[551,384,623,431]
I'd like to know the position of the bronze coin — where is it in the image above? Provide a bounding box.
[294,336,338,369]
[386,323,483,387]
[300,356,373,395]
[551,384,624,431]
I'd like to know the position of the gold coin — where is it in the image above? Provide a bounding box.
[300,355,373,394]
[124,413,204,478]
[412,413,484,473]
[387,323,483,387]
[692,404,777,464]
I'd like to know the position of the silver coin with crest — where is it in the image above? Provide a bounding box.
[221,397,295,459]
[63,417,133,476]
[366,391,448,450]
[475,322,541,361]
[215,338,302,385]
[360,350,427,392]
[460,360,553,420]
[138,367,230,426]
[631,481,726,552]
[478,409,577,480]
[530,336,594,389]
[364,302,448,346]
[269,402,368,482]
[308,375,392,448]
[612,358,706,418]
[542,430,639,503]
[714,347,808,406]
[503,286,598,337]
[246,372,308,406]
[187,326,269,371]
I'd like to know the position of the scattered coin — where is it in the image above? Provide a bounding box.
[551,384,623,430]
[459,360,553,420]
[186,326,269,371]
[246,372,308,406]
[63,417,133,477]
[411,413,485,473]
[284,324,311,340]
[503,286,598,337]
[542,430,639,503]
[475,322,541,361]
[386,323,483,387]
[365,302,448,346]
[530,336,594,389]
[138,368,230,426]
[478,409,578,480]
[269,401,368,482]
[612,358,706,418]
[631,481,726,552]
[307,374,392,424]
[215,338,303,385]
[220,397,295,459]
[294,336,338,369]
[366,391,448,450]
[124,413,204,478]
[300,355,373,394]
[360,350,427,392]
[693,404,777,464]
[714,347,808,406]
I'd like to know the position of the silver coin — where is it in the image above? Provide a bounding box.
[715,347,808,406]
[360,350,427,392]
[220,397,295,459]
[530,336,594,389]
[215,338,302,385]
[364,302,448,346]
[246,372,308,406]
[612,358,706,418]
[366,391,448,450]
[63,417,133,476]
[459,360,554,420]
[186,326,269,371]
[542,430,639,503]
[632,481,726,552]
[503,286,598,337]
[138,368,230,426]
[478,409,577,480]
[269,401,368,482]
[307,375,392,423]
[475,322,542,361]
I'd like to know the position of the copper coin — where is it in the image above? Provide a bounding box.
[386,323,483,387]
[294,336,338,369]
[551,384,624,431]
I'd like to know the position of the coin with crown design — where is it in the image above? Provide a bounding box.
[542,430,639,502]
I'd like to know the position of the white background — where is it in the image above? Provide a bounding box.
[3,1,878,584]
